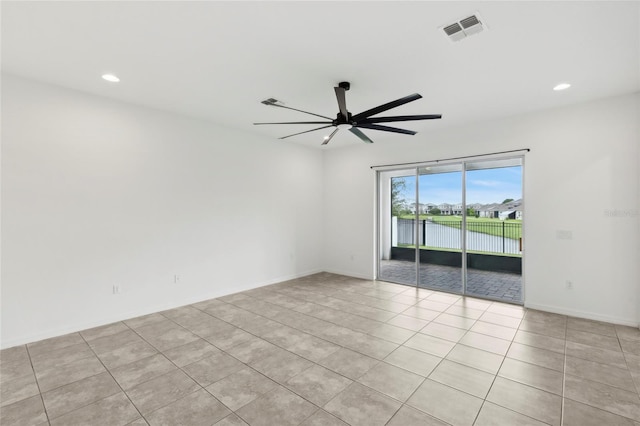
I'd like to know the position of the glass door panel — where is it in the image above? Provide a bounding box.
[377,156,525,305]
[417,164,463,293]
[378,170,417,285]
[465,159,523,303]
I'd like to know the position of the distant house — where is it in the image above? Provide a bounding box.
[407,200,523,219]
[478,203,501,218]
[438,203,453,215]
[467,203,484,217]
[423,203,437,214]
[499,199,523,220]
[404,202,441,215]
[474,199,524,220]
[416,203,438,214]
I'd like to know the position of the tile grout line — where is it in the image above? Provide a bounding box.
[28,340,137,422]
[6,284,491,415]
[560,331,640,425]
[23,343,98,391]
[179,300,366,425]
[77,330,148,424]
[384,303,514,426]
[122,313,228,420]
[89,317,237,423]
[389,353,443,423]
[76,320,214,422]
[190,299,356,363]
[24,344,52,425]
[468,308,565,426]
[191,289,448,424]
[560,334,568,426]
[271,282,415,319]
[225,283,546,404]
[470,324,515,426]
[210,291,404,361]
[151,303,339,420]
[620,331,640,397]
[8,275,640,426]
[257,284,466,348]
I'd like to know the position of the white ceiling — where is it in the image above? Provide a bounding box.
[3,1,639,149]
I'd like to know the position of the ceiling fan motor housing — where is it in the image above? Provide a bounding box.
[335,111,353,125]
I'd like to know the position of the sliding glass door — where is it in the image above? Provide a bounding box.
[377,156,524,304]
[465,159,523,303]
[417,164,463,293]
[378,169,417,285]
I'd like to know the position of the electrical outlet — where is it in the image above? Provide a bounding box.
[113,285,121,294]
[565,280,573,290]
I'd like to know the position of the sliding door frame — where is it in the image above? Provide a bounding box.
[375,154,525,304]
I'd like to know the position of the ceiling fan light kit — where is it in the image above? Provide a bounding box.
[254,81,442,145]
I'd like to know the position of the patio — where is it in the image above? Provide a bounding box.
[379,259,522,304]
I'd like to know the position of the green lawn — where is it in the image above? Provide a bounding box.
[398,215,522,240]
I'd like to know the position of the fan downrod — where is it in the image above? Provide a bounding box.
[335,112,353,125]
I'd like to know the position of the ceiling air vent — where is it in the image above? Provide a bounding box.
[443,23,465,42]
[441,13,487,42]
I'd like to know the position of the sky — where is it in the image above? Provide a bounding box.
[396,166,522,205]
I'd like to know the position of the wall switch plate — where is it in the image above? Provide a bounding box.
[113,285,121,294]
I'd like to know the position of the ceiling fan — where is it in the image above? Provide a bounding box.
[254,82,442,145]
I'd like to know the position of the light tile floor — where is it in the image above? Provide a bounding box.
[1,272,639,426]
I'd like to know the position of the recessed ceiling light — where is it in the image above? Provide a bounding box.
[102,74,120,83]
[553,83,571,91]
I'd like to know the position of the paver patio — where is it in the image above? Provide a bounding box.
[379,260,522,304]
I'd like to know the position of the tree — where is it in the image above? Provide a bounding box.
[466,208,477,217]
[391,177,407,217]
[502,198,514,204]
[429,207,441,215]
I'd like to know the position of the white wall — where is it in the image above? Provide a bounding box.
[1,75,324,348]
[2,75,638,349]
[323,93,640,326]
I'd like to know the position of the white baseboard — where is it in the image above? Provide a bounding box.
[0,269,322,349]
[322,268,374,281]
[6,270,635,349]
[525,302,639,328]
[253,269,324,288]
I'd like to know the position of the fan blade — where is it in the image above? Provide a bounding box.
[358,114,441,124]
[349,127,374,144]
[321,128,340,146]
[334,86,348,120]
[279,125,334,140]
[266,103,333,120]
[254,121,332,125]
[352,93,422,121]
[356,123,416,135]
